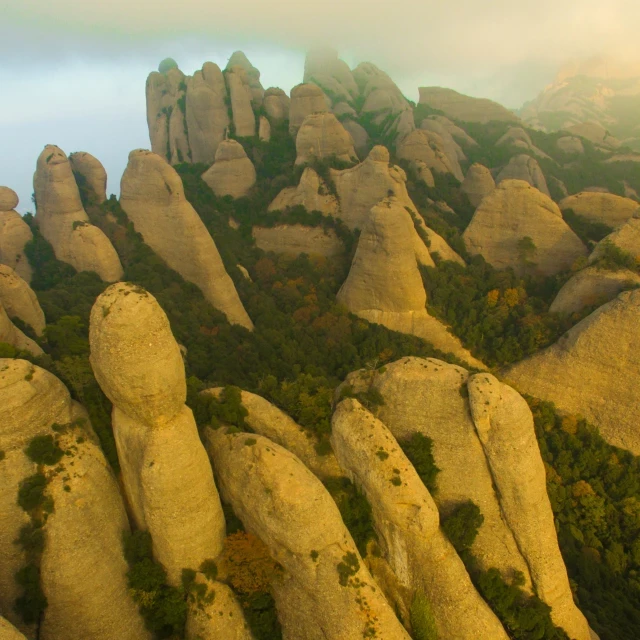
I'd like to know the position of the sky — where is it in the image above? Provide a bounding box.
[2,0,639,212]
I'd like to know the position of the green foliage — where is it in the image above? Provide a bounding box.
[410,591,438,640]
[199,559,218,581]
[0,449,5,461]
[592,240,639,273]
[15,522,45,555]
[336,551,360,586]
[158,58,178,74]
[25,435,64,466]
[562,209,613,246]
[441,500,483,554]
[241,591,283,640]
[400,433,440,493]
[14,563,47,624]
[17,473,50,512]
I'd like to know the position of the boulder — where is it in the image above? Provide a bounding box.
[264,87,291,123]
[0,186,19,212]
[69,151,107,203]
[560,192,640,228]
[289,84,329,135]
[496,154,550,197]
[414,161,435,188]
[0,204,33,284]
[304,48,358,105]
[463,180,587,276]
[120,149,253,329]
[0,265,45,334]
[295,113,358,166]
[202,140,257,199]
[268,167,338,217]
[397,130,460,179]
[504,289,640,453]
[253,225,343,258]
[33,145,123,282]
[461,163,496,207]
[185,62,230,165]
[589,215,640,263]
[353,63,410,118]
[205,429,411,640]
[557,136,585,155]
[0,302,43,355]
[225,66,257,137]
[226,51,264,106]
[549,266,640,314]
[420,120,466,178]
[89,284,226,584]
[331,398,510,640]
[418,87,520,124]
[495,127,550,159]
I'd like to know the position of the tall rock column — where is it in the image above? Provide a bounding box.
[225,66,257,137]
[89,283,226,584]
[0,187,33,283]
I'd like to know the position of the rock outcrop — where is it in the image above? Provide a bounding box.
[463,180,587,276]
[461,163,496,206]
[495,127,550,159]
[202,139,256,199]
[418,87,520,124]
[304,48,358,106]
[0,617,27,639]
[89,284,226,584]
[341,120,370,158]
[253,225,343,258]
[353,62,411,122]
[0,189,33,283]
[557,136,585,154]
[264,87,290,123]
[120,149,253,329]
[225,66,257,137]
[226,51,264,106]
[565,122,621,150]
[268,167,338,217]
[549,266,640,314]
[419,120,465,180]
[205,429,411,640]
[337,198,483,368]
[289,84,329,135]
[0,302,43,354]
[33,145,123,282]
[505,289,640,453]
[427,115,479,147]
[259,115,271,142]
[397,130,460,179]
[589,214,640,262]
[331,399,510,640]
[295,113,357,166]
[496,154,550,197]
[0,265,45,334]
[69,152,107,203]
[560,192,640,228]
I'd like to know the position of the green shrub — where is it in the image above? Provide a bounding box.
[17,473,50,512]
[441,500,483,554]
[592,240,638,273]
[14,563,47,624]
[158,58,178,74]
[401,433,440,493]
[15,523,45,555]
[562,209,613,245]
[25,435,64,466]
[410,590,438,640]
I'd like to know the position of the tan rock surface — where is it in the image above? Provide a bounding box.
[353,63,410,118]
[226,51,264,106]
[560,192,640,228]
[496,154,550,196]
[205,429,411,640]
[397,130,459,178]
[259,115,271,142]
[0,617,28,639]
[565,122,621,149]
[0,303,42,355]
[463,180,587,276]
[69,152,107,203]
[264,87,290,123]
[341,120,370,158]
[0,265,45,334]
[468,374,591,640]
[413,160,435,188]
[90,284,226,583]
[295,113,357,166]
[253,225,343,258]
[0,187,19,212]
[225,66,256,137]
[331,399,510,640]
[268,167,338,217]
[289,84,329,135]
[33,145,123,282]
[420,119,465,179]
[496,127,550,159]
[202,140,257,199]
[304,48,358,105]
[557,136,585,154]
[185,62,230,165]
[427,115,479,147]
[589,216,640,262]
[505,289,640,452]
[418,87,520,124]
[550,266,640,314]
[120,150,253,328]
[0,208,33,284]
[461,163,496,207]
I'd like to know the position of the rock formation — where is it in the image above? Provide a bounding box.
[341,120,370,158]
[226,51,264,106]
[0,265,45,335]
[225,66,257,137]
[0,189,33,283]
[337,198,483,368]
[419,119,465,180]
[418,87,520,123]
[289,84,329,135]
[496,154,550,196]
[264,87,290,123]
[427,115,479,147]
[463,180,587,276]
[557,136,585,154]
[589,214,640,262]
[560,192,640,228]
[268,167,339,217]
[461,163,496,207]
[495,127,550,159]
[397,130,459,179]
[549,266,640,314]
[89,283,227,584]
[33,145,123,282]
[295,113,358,166]
[0,359,148,639]
[259,115,271,142]
[69,152,107,203]
[565,122,621,150]
[185,62,230,165]
[202,140,256,199]
[0,617,27,639]
[352,62,411,123]
[505,289,640,453]
[0,302,43,355]
[205,429,411,640]
[253,225,343,258]
[304,48,358,106]
[120,149,253,329]
[331,398,510,640]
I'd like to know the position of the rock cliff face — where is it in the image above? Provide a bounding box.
[461,163,496,206]
[89,284,226,584]
[560,192,640,228]
[202,139,256,199]
[33,145,123,282]
[226,51,264,107]
[549,266,640,314]
[397,130,459,179]
[252,225,343,258]
[304,48,358,106]
[565,122,621,150]
[557,136,585,154]
[0,617,28,639]
[496,154,550,196]
[289,84,329,135]
[418,87,520,123]
[120,150,253,329]
[69,152,107,203]
[0,189,33,283]
[0,302,43,355]
[295,113,358,165]
[495,127,550,159]
[268,167,338,217]
[463,180,587,276]
[264,87,290,123]
[225,66,257,138]
[428,115,479,147]
[0,265,45,335]
[589,215,640,262]
[205,429,411,640]
[331,399,510,640]
[505,289,640,454]
[419,119,465,180]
